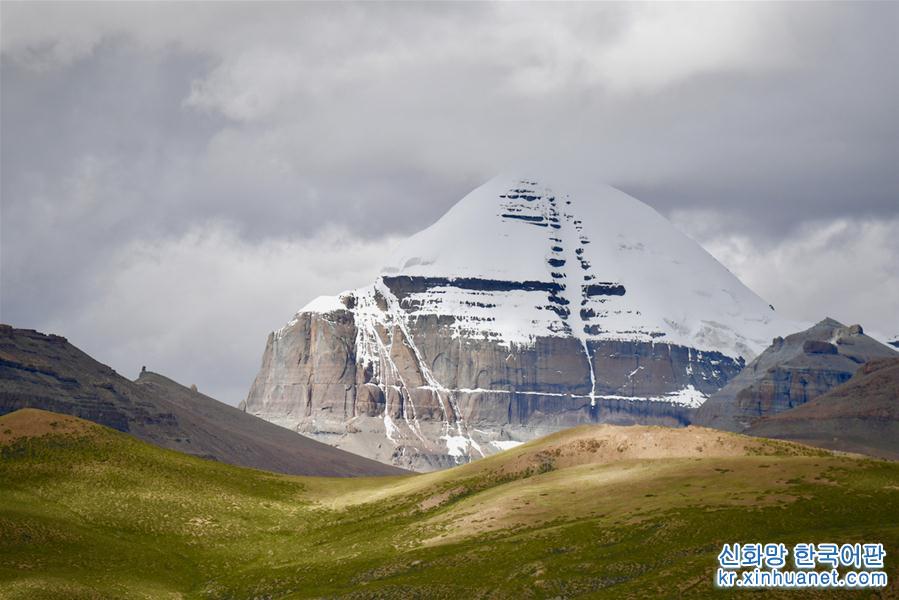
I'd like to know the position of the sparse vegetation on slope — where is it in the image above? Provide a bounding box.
[0,326,404,477]
[1,409,898,599]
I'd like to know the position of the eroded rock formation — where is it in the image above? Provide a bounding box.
[693,318,898,432]
[244,176,795,470]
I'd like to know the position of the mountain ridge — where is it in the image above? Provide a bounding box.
[693,317,897,433]
[745,357,899,459]
[0,324,405,476]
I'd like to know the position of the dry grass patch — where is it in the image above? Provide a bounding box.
[0,409,96,445]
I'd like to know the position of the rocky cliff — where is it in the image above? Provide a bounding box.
[745,357,899,460]
[243,176,796,470]
[692,318,897,432]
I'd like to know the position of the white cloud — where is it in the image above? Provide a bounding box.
[185,49,312,122]
[596,4,797,93]
[671,210,899,341]
[1,3,264,68]
[4,3,808,101]
[43,222,399,404]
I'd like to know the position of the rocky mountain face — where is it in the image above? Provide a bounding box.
[692,318,897,432]
[0,325,405,476]
[243,176,795,471]
[744,357,899,460]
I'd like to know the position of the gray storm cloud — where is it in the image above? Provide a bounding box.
[1,2,897,404]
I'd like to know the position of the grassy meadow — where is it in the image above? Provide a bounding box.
[1,409,898,599]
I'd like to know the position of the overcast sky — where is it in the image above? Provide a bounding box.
[2,2,897,405]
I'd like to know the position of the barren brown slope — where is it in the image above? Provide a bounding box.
[746,357,899,460]
[0,408,95,444]
[0,324,405,476]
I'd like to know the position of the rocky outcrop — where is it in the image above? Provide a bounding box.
[0,324,405,476]
[692,318,897,432]
[243,176,796,471]
[243,290,746,470]
[746,357,899,460]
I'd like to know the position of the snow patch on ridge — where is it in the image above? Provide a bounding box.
[661,384,708,408]
[300,294,345,313]
[491,440,524,451]
[442,434,476,459]
[275,294,347,339]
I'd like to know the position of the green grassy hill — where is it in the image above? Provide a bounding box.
[1,408,898,599]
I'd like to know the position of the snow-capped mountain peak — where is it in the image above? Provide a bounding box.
[380,175,795,360]
[248,175,803,471]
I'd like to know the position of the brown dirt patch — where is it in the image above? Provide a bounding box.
[0,408,96,445]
